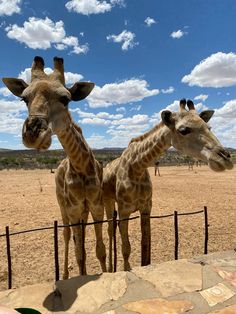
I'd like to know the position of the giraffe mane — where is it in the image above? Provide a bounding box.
[129,121,164,145]
[72,122,83,134]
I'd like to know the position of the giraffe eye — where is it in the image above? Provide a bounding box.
[60,96,70,106]
[178,127,191,136]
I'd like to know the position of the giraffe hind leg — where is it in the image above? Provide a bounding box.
[105,198,116,272]
[118,207,131,271]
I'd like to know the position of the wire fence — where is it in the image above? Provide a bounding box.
[0,206,209,290]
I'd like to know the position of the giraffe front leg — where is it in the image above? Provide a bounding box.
[72,223,87,275]
[63,225,71,279]
[140,208,151,266]
[91,206,107,273]
[118,208,131,271]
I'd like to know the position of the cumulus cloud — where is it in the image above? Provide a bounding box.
[5,17,88,54]
[161,86,175,94]
[0,98,26,134]
[214,99,236,118]
[0,87,12,97]
[87,78,159,108]
[18,67,83,85]
[107,30,138,51]
[74,108,123,120]
[65,0,125,15]
[182,52,236,87]
[170,29,185,39]
[144,17,156,27]
[116,106,126,113]
[194,94,208,102]
[0,0,21,16]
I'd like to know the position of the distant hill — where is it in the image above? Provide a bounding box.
[0,147,235,170]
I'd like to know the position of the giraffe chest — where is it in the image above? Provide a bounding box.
[64,171,102,206]
[116,171,152,208]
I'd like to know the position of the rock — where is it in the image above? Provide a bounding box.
[214,267,236,287]
[123,298,194,314]
[200,283,235,307]
[0,306,19,314]
[0,283,53,314]
[132,259,202,297]
[56,272,128,313]
[207,304,236,313]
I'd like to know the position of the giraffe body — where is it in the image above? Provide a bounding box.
[104,100,233,271]
[2,56,107,278]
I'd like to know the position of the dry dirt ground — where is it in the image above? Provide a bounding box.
[0,166,235,291]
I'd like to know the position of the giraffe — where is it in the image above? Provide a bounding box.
[2,56,107,279]
[103,99,233,272]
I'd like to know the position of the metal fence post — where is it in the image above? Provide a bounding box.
[113,210,118,273]
[204,206,208,254]
[81,220,86,275]
[174,211,179,260]
[54,220,60,282]
[6,226,12,289]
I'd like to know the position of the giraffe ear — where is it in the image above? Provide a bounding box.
[199,110,214,123]
[2,78,28,97]
[68,82,95,101]
[161,110,175,128]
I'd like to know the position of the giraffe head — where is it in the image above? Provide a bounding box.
[161,99,233,172]
[2,56,94,150]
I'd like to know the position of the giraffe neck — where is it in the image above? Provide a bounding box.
[128,122,172,170]
[55,114,93,173]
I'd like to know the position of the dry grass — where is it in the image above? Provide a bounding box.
[0,165,235,290]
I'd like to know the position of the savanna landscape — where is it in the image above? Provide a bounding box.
[0,162,235,291]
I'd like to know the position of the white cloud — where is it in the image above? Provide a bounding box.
[107,30,138,51]
[116,107,126,113]
[0,87,12,97]
[0,0,21,16]
[210,100,236,147]
[170,29,185,39]
[65,0,125,15]
[80,117,111,125]
[18,67,83,84]
[182,52,236,87]
[0,98,26,134]
[96,112,123,119]
[74,108,123,120]
[130,104,141,111]
[161,86,175,94]
[194,94,208,102]
[144,17,156,27]
[87,78,159,108]
[111,114,149,126]
[214,99,236,118]
[5,17,88,54]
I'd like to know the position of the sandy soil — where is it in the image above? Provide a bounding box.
[0,166,235,290]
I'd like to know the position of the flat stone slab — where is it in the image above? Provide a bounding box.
[207,304,236,313]
[200,283,235,307]
[190,250,236,268]
[123,298,194,314]
[131,259,202,297]
[55,272,128,313]
[0,283,53,314]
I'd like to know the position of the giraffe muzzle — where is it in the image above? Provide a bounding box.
[206,146,234,171]
[22,117,52,150]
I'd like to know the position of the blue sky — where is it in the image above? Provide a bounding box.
[0,0,236,149]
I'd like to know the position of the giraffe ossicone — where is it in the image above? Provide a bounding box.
[2,56,107,279]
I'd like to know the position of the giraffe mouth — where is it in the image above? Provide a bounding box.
[22,118,53,150]
[203,146,234,172]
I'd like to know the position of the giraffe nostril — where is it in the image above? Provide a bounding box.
[217,148,231,160]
